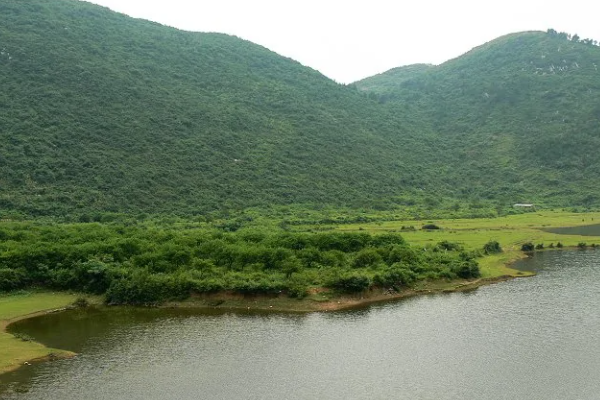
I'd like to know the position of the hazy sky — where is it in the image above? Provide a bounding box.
[85,0,600,83]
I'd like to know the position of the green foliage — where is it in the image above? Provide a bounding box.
[2,3,599,219]
[0,268,28,291]
[453,260,481,279]
[352,248,383,268]
[72,297,89,308]
[356,31,600,210]
[0,220,481,303]
[12,332,35,342]
[483,240,502,254]
[387,245,421,265]
[437,240,463,252]
[521,242,535,251]
[327,274,372,293]
[0,0,445,218]
[373,264,417,287]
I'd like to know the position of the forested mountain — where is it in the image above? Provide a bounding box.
[0,0,439,217]
[1,0,599,218]
[356,31,600,208]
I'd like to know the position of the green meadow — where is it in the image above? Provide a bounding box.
[0,292,80,374]
[295,210,600,277]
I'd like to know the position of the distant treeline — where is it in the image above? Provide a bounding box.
[0,221,482,304]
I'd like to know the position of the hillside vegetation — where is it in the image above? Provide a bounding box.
[0,0,438,217]
[0,220,481,304]
[356,31,600,207]
[1,1,600,219]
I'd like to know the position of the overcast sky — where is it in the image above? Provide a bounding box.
[85,0,600,83]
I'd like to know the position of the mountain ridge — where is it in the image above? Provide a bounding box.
[355,30,600,208]
[1,0,441,217]
[2,1,600,218]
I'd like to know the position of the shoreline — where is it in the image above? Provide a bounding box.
[1,309,78,376]
[0,294,81,376]
[164,275,523,313]
[0,258,531,378]
[2,209,599,379]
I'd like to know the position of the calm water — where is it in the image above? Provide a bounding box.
[543,222,600,236]
[2,251,600,399]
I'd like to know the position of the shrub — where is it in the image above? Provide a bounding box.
[310,232,371,252]
[535,243,544,250]
[270,233,309,250]
[13,332,34,342]
[0,268,28,291]
[373,265,417,287]
[327,274,371,293]
[438,268,455,280]
[556,242,564,248]
[296,248,323,268]
[422,224,441,230]
[320,250,347,268]
[191,278,225,293]
[437,240,463,252]
[352,248,383,269]
[80,260,111,294]
[261,247,294,271]
[370,233,405,247]
[231,277,285,294]
[453,260,481,279]
[578,242,587,249]
[521,242,535,251]
[387,245,421,265]
[105,272,192,305]
[73,297,90,308]
[287,283,309,299]
[483,240,502,254]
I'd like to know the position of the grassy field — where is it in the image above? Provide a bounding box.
[296,211,600,278]
[0,292,80,374]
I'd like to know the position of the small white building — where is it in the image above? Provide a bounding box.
[513,203,535,208]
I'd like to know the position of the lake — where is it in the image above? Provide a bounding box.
[2,250,600,399]
[543,222,600,237]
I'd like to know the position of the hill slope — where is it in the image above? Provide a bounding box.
[2,1,600,218]
[356,31,600,207]
[0,0,439,217]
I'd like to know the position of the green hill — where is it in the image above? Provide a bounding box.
[2,1,600,219]
[0,0,440,217]
[355,31,600,207]
[352,64,434,93]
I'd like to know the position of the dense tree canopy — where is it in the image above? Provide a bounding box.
[0,220,481,303]
[1,1,600,219]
